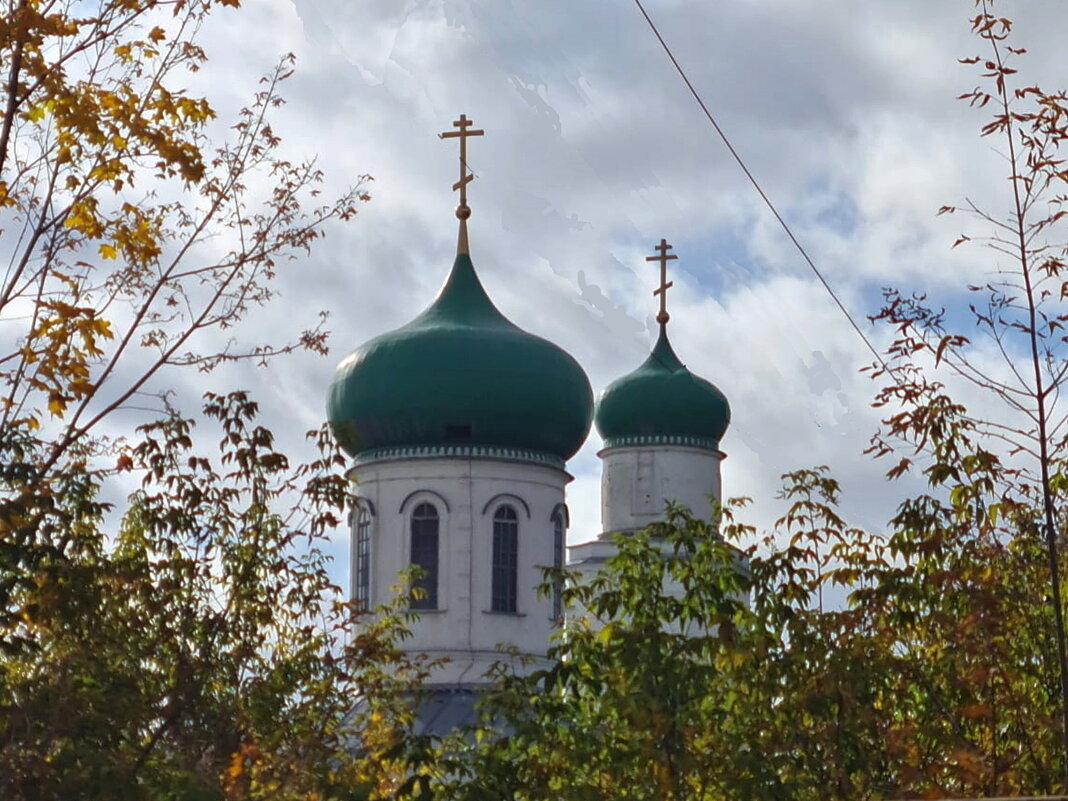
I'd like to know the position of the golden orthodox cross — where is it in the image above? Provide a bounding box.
[439,114,484,219]
[647,238,677,326]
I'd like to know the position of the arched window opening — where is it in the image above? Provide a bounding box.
[551,510,565,621]
[410,502,439,609]
[354,507,372,610]
[492,505,519,613]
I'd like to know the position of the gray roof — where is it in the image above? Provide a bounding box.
[411,685,483,737]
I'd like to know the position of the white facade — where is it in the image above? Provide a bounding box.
[348,453,569,685]
[345,439,730,681]
[597,444,724,535]
[568,443,724,571]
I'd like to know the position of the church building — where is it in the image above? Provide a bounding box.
[326,115,731,695]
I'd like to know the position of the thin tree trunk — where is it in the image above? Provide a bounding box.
[0,0,29,177]
[995,38,1068,789]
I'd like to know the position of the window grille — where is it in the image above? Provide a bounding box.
[551,510,565,620]
[410,502,439,609]
[492,505,519,613]
[355,507,372,609]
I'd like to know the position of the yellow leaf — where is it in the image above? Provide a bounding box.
[227,753,243,779]
[99,244,118,260]
[16,415,41,431]
[47,396,66,417]
[69,378,94,397]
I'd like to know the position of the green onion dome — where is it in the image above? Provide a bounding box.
[328,251,594,464]
[595,327,730,451]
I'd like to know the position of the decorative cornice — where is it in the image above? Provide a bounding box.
[600,433,722,452]
[353,443,565,470]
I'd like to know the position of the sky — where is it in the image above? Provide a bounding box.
[164,0,1068,581]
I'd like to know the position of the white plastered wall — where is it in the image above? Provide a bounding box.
[349,456,569,685]
[598,444,723,535]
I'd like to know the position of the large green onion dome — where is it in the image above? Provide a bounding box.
[328,250,594,464]
[595,326,730,451]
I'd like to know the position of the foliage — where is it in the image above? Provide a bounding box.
[0,0,370,643]
[0,0,368,434]
[867,0,1068,784]
[434,469,1063,801]
[442,504,753,801]
[0,391,432,799]
[0,3,430,799]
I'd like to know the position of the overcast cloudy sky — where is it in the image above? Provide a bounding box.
[172,0,1068,578]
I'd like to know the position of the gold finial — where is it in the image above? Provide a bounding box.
[647,238,677,327]
[439,114,484,221]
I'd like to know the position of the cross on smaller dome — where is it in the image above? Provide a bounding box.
[646,237,677,327]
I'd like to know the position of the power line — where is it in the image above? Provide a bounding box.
[632,0,896,380]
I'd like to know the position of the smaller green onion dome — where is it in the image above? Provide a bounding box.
[595,327,730,451]
[328,250,594,463]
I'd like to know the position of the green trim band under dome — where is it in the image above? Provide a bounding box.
[328,250,594,463]
[352,444,565,470]
[595,327,730,451]
[598,433,723,452]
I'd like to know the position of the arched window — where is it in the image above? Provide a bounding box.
[492,505,519,613]
[410,503,439,609]
[551,509,565,621]
[354,507,372,610]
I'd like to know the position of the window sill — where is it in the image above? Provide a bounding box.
[482,610,526,617]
